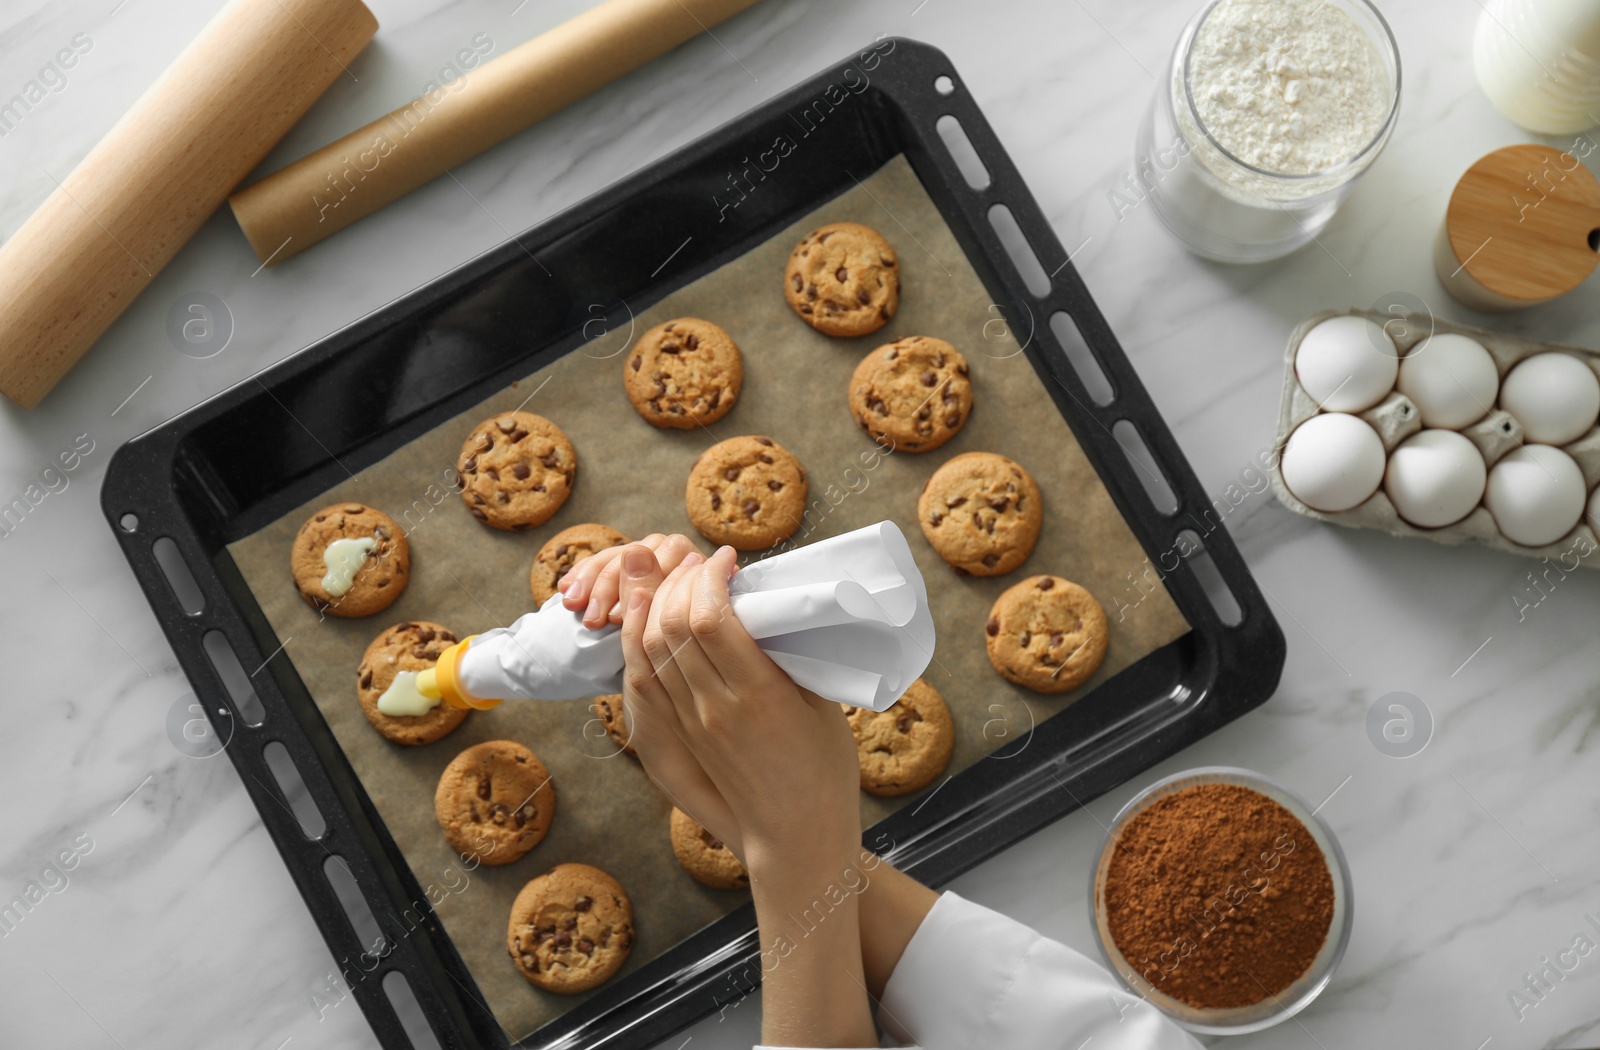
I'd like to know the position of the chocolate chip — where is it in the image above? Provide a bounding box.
[344,504,364,514]
[577,938,595,955]
[870,398,887,416]
[485,466,499,482]
[1050,632,1065,648]
[742,499,759,518]
[791,273,802,292]
[509,428,528,443]
[470,507,487,522]
[1020,630,1032,646]
[359,670,372,689]
[417,627,435,643]
[497,418,516,433]
[948,496,968,508]
[631,355,642,371]
[886,347,898,361]
[921,370,936,386]
[990,498,1008,512]
[662,342,680,355]
[957,362,969,376]
[513,462,530,480]
[521,954,538,972]
[541,450,560,469]
[551,544,568,559]
[945,412,961,427]
[1037,578,1055,590]
[982,552,999,567]
[929,512,944,527]
[513,807,526,829]
[496,491,510,504]
[490,803,509,825]
[685,333,699,350]
[708,389,721,409]
[986,616,1000,636]
[724,466,741,481]
[574,896,592,912]
[479,434,493,452]
[315,514,326,522]
[754,436,773,446]
[555,931,572,948]
[768,480,784,491]
[711,493,721,510]
[563,916,577,930]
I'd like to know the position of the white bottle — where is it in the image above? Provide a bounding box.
[1474,0,1600,134]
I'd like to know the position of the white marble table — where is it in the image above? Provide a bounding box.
[3,0,1598,1046]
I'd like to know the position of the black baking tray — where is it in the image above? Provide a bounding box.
[102,38,1285,1050]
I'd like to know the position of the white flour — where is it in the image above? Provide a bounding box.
[1189,0,1390,175]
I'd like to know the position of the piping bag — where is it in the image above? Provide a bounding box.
[409,521,935,714]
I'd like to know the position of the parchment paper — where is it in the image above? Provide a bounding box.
[227,156,1190,1039]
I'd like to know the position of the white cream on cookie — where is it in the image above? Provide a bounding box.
[321,536,377,596]
[376,670,439,717]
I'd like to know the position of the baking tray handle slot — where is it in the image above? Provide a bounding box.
[935,114,990,190]
[986,203,1051,297]
[1172,529,1244,626]
[1111,420,1179,515]
[262,740,328,839]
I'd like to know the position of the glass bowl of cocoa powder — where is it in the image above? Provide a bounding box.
[1090,767,1353,1033]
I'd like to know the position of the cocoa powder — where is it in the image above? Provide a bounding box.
[1102,782,1335,1010]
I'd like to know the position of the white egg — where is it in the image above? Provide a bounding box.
[1294,316,1399,412]
[1484,444,1586,547]
[1396,334,1499,429]
[1500,353,1600,445]
[1281,413,1387,513]
[1383,430,1487,528]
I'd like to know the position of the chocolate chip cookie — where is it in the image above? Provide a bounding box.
[623,318,743,430]
[918,452,1042,576]
[985,576,1109,695]
[845,678,954,797]
[507,863,634,993]
[848,336,973,453]
[434,740,556,865]
[669,807,749,890]
[456,412,576,531]
[289,502,409,618]
[684,436,808,550]
[590,693,633,756]
[784,222,899,337]
[530,524,629,606]
[356,621,467,745]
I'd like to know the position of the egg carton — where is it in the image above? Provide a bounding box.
[1270,309,1600,568]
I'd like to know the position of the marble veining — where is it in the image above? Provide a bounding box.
[2,0,1598,1047]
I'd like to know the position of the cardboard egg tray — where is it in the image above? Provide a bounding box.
[1271,309,1600,567]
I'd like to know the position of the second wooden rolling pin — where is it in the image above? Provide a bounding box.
[230,0,764,266]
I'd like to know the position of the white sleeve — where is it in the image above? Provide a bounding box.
[870,892,1202,1050]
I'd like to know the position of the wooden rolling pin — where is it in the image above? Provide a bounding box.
[229,0,764,266]
[1435,143,1600,311]
[0,0,377,410]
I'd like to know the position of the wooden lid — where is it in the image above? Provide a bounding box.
[1443,144,1600,306]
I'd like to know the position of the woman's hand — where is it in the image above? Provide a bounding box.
[558,532,700,628]
[609,542,743,856]
[626,546,874,1047]
[638,546,862,875]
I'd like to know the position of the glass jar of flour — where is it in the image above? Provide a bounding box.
[1136,0,1401,263]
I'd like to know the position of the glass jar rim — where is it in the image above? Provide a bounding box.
[1179,0,1403,182]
